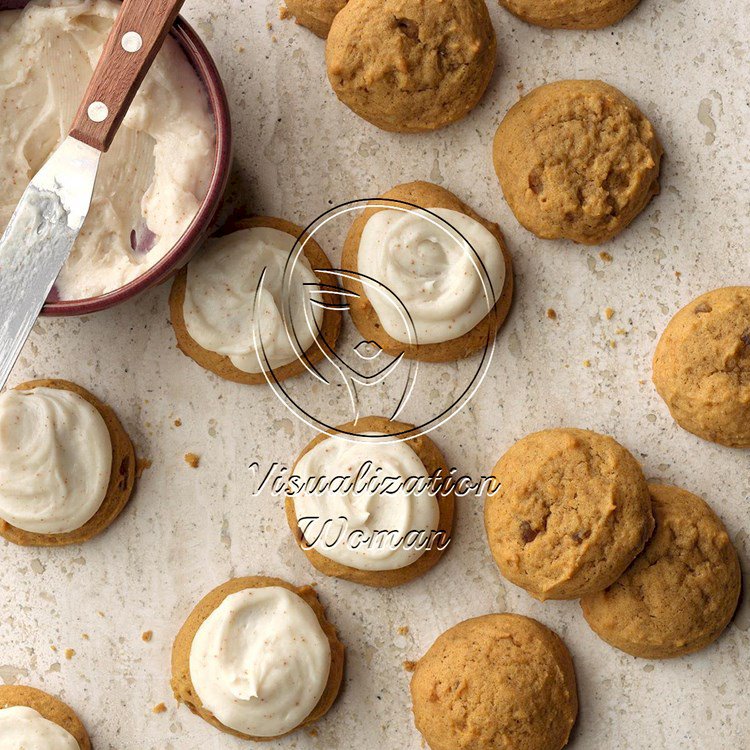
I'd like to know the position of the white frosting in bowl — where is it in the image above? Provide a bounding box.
[0,387,112,533]
[183,227,324,373]
[0,0,216,301]
[189,586,331,738]
[292,434,440,571]
[0,706,79,749]
[357,207,506,344]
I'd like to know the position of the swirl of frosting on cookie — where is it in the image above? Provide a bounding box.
[292,435,440,571]
[189,586,331,737]
[0,706,79,749]
[183,227,323,373]
[357,207,506,344]
[0,387,112,534]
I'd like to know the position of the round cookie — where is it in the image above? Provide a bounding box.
[284,0,347,37]
[498,0,640,29]
[493,80,662,245]
[326,0,496,133]
[171,575,345,741]
[484,428,654,600]
[0,685,91,749]
[581,484,741,658]
[410,614,578,750]
[285,416,455,587]
[169,216,342,385]
[652,286,750,448]
[341,181,514,362]
[0,379,136,547]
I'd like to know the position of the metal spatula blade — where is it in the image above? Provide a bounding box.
[0,136,100,387]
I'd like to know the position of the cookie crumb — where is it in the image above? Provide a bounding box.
[136,458,152,479]
[583,360,591,368]
[184,453,200,468]
[403,660,417,672]
[599,251,613,262]
[81,633,89,641]
[307,728,319,737]
[152,703,167,714]
[50,645,57,653]
[65,649,75,660]
[398,626,409,635]
[674,270,682,279]
[609,340,617,349]
[173,418,182,427]
[266,21,273,30]
[142,630,153,642]
[279,4,290,19]
[546,308,557,320]
[604,307,614,320]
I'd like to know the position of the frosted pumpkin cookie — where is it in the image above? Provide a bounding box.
[652,286,750,448]
[286,416,454,587]
[410,614,578,750]
[493,80,662,244]
[284,0,347,37]
[581,484,741,658]
[484,428,654,600]
[0,685,91,749]
[499,0,640,29]
[169,216,341,385]
[172,576,344,740]
[341,181,513,362]
[0,379,136,547]
[326,0,496,132]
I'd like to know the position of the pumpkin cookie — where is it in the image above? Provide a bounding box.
[326,0,496,132]
[499,0,640,29]
[0,685,91,749]
[410,614,578,750]
[0,379,136,547]
[653,286,750,448]
[172,576,344,740]
[493,80,662,244]
[283,0,347,37]
[341,181,513,362]
[581,484,741,658]
[484,428,654,600]
[169,216,341,385]
[286,416,455,587]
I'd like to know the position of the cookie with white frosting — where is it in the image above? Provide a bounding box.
[0,685,91,750]
[285,416,455,586]
[169,216,341,385]
[341,182,514,361]
[0,379,136,547]
[171,576,344,740]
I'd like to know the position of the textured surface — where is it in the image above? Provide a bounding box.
[0,0,749,748]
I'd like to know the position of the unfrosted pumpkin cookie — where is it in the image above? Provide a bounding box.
[484,428,654,600]
[0,685,91,749]
[581,484,741,658]
[286,416,454,587]
[169,216,341,385]
[341,181,513,362]
[171,576,344,740]
[283,0,347,37]
[0,379,136,547]
[499,0,640,29]
[493,80,662,244]
[653,286,750,448]
[326,0,496,132]
[410,614,578,750]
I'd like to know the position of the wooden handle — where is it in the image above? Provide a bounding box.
[69,0,186,152]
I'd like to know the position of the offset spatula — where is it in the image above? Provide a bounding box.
[0,0,186,389]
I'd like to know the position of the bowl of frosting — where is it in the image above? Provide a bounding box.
[0,0,232,315]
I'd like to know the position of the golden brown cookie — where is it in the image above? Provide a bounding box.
[284,0,347,37]
[285,416,455,587]
[581,484,741,658]
[0,685,91,749]
[410,614,578,750]
[484,428,654,600]
[493,80,662,245]
[0,379,136,547]
[341,181,514,362]
[171,575,345,741]
[652,286,750,448]
[326,0,496,132]
[498,0,640,29]
[169,216,342,385]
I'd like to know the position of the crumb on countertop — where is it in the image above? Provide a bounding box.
[65,649,75,660]
[583,360,591,368]
[173,418,182,427]
[675,270,682,279]
[266,21,273,29]
[82,633,89,641]
[307,728,319,737]
[50,645,57,653]
[403,660,417,672]
[184,453,200,468]
[152,703,167,715]
[599,251,613,262]
[546,308,557,320]
[398,626,409,635]
[142,630,153,642]
[604,307,614,320]
[136,458,152,479]
[279,4,290,19]
[609,339,617,349]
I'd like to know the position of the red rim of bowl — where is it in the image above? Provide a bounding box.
[0,1,232,316]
